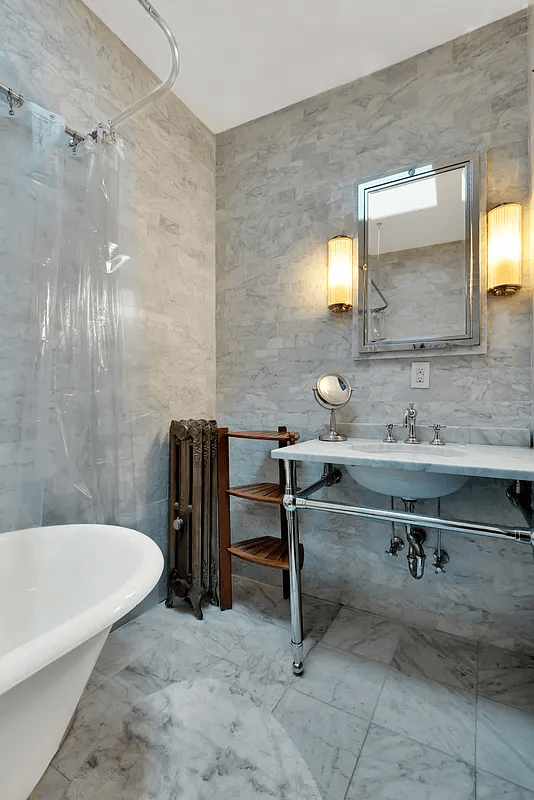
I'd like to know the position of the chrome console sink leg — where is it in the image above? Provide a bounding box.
[432,498,449,574]
[284,458,304,675]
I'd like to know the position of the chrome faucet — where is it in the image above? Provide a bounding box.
[403,402,420,444]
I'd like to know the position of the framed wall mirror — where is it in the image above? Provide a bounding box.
[355,154,483,357]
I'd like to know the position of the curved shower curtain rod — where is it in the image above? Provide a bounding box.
[94,0,180,137]
[0,0,180,143]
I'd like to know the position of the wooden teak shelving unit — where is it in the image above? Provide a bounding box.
[217,426,302,610]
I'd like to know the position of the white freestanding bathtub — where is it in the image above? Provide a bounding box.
[0,523,164,800]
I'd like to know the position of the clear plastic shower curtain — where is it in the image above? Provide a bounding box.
[0,100,139,532]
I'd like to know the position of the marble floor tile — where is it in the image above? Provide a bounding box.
[94,615,164,679]
[168,601,259,658]
[113,634,221,694]
[140,595,253,638]
[210,657,289,712]
[115,619,293,714]
[231,575,340,641]
[64,678,322,800]
[478,645,534,715]
[391,627,478,693]
[51,678,139,781]
[291,644,389,721]
[129,597,197,634]
[274,687,368,800]
[476,696,534,792]
[31,581,534,800]
[300,593,344,643]
[372,668,477,763]
[321,606,404,664]
[231,575,286,623]
[476,769,534,799]
[80,668,107,700]
[223,617,316,684]
[346,724,475,800]
[31,764,69,800]
[112,662,176,698]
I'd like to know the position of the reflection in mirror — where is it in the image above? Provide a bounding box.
[356,155,480,356]
[313,373,352,442]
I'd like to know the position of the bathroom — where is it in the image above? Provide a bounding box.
[2,0,534,797]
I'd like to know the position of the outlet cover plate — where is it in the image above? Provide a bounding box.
[411,361,430,389]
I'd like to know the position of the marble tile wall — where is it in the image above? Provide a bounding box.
[529,3,534,440]
[216,11,534,652]
[365,240,467,342]
[1,0,216,601]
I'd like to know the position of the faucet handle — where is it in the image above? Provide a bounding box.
[383,423,397,443]
[429,424,446,445]
[403,402,417,423]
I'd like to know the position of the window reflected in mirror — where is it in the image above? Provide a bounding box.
[356,155,481,357]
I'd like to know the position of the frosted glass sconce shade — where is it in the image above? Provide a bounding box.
[487,203,522,296]
[328,235,353,312]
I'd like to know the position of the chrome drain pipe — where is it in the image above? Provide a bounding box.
[401,499,427,579]
[290,495,534,548]
[433,498,449,574]
[406,526,427,579]
[390,498,427,579]
[297,464,342,500]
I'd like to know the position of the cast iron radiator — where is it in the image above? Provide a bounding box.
[166,419,219,619]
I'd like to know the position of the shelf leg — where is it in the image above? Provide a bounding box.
[284,458,304,675]
[278,426,290,599]
[217,428,232,610]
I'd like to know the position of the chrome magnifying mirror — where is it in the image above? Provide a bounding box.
[313,373,352,442]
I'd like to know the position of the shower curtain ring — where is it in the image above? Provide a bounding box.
[7,89,15,116]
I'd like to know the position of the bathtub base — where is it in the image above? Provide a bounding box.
[2,628,110,800]
[57,708,78,751]
[0,523,163,800]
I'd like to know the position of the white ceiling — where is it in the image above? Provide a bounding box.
[82,0,527,134]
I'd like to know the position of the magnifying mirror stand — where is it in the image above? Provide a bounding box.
[321,409,347,442]
[313,373,352,443]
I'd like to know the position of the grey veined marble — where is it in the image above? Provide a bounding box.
[64,677,322,799]
[215,9,534,653]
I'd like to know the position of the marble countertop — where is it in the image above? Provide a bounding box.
[271,438,534,481]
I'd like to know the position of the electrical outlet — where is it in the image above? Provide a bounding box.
[411,361,430,389]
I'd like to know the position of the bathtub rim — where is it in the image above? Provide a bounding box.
[0,523,164,697]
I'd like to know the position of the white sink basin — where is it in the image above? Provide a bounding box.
[347,442,468,499]
[346,463,468,500]
[350,442,464,459]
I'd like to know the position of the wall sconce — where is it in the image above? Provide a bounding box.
[327,235,353,312]
[487,203,522,296]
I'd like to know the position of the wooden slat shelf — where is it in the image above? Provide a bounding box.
[218,424,302,611]
[228,535,304,570]
[227,482,284,504]
[227,430,300,442]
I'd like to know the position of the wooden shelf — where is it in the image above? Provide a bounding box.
[227,430,300,442]
[227,482,284,504]
[228,535,304,570]
[218,424,302,611]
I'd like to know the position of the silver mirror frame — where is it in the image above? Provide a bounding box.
[313,373,352,442]
[355,153,482,358]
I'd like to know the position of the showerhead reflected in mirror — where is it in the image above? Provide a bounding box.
[313,373,352,442]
